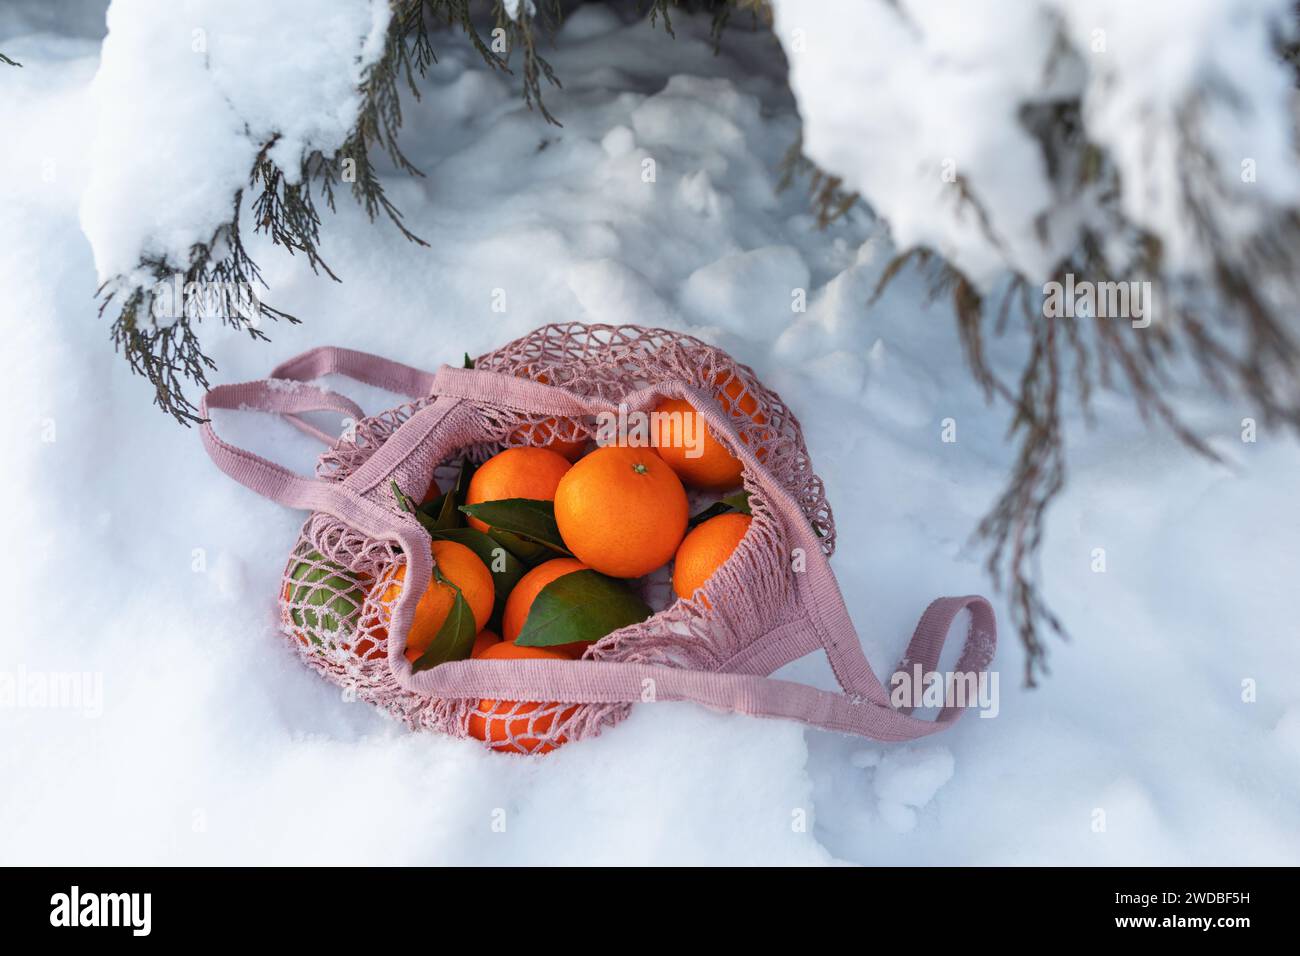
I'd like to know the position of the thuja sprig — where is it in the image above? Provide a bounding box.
[872,81,1300,682]
[99,0,761,423]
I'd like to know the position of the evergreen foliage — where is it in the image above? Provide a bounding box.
[98,0,763,424]
[867,22,1300,681]
[97,0,574,424]
[93,0,1299,672]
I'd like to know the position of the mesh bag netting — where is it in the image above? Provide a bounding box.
[202,323,996,756]
[277,324,832,753]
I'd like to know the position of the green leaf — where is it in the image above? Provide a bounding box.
[487,527,552,567]
[391,480,418,515]
[463,353,475,369]
[432,485,461,530]
[397,477,459,534]
[722,490,752,513]
[428,525,525,621]
[414,459,474,532]
[688,489,752,528]
[410,585,477,672]
[453,456,475,498]
[459,498,571,556]
[400,494,451,536]
[515,570,652,649]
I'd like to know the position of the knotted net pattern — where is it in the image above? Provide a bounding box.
[277,324,836,753]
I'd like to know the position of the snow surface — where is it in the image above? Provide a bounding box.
[1,2,1297,864]
[80,0,391,284]
[771,0,1300,286]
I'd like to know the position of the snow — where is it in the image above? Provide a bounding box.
[2,2,1298,865]
[870,746,956,834]
[503,0,537,24]
[681,245,810,338]
[771,0,1300,285]
[79,0,391,284]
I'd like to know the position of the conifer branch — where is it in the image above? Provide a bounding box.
[643,0,764,51]
[96,0,451,422]
[98,1,762,422]
[873,103,1300,682]
[778,139,860,227]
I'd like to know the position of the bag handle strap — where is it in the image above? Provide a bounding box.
[414,365,998,740]
[200,354,997,740]
[414,595,994,740]
[200,346,439,508]
[200,379,360,510]
[269,346,439,444]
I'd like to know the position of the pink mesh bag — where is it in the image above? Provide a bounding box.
[200,323,997,754]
